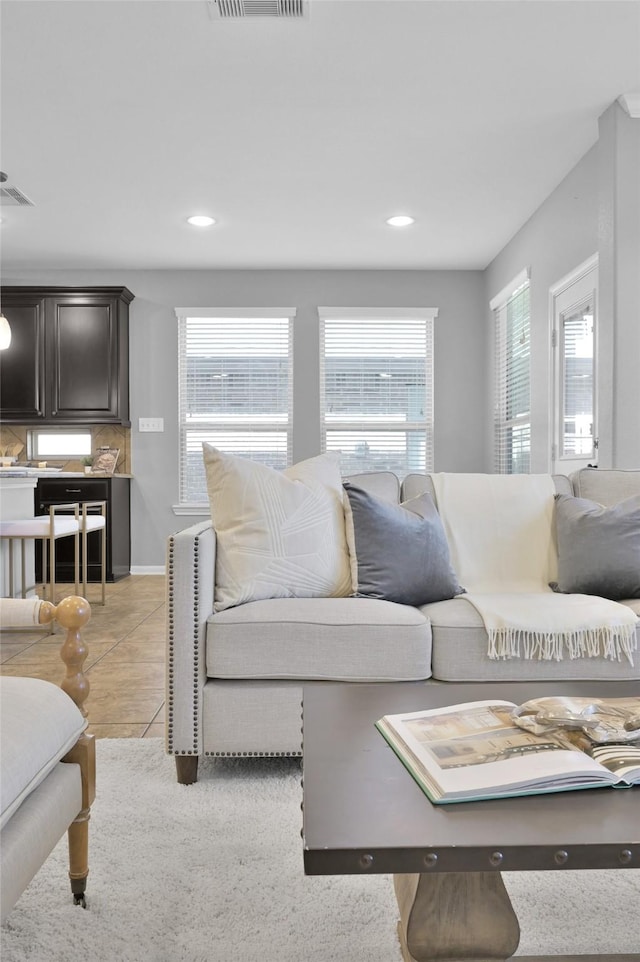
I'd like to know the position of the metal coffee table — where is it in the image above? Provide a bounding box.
[302,680,640,962]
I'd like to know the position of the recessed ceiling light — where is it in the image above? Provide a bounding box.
[187,215,216,227]
[386,215,415,227]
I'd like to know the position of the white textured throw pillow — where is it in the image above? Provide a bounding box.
[203,445,352,611]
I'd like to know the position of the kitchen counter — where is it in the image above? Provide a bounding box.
[0,470,133,478]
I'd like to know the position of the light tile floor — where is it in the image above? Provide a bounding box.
[0,575,166,738]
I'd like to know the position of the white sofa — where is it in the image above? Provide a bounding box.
[165,468,640,783]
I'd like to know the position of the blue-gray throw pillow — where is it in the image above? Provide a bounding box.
[552,493,640,600]
[343,482,463,606]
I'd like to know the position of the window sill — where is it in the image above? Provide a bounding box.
[172,503,211,517]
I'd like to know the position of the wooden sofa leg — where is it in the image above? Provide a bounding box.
[175,755,199,785]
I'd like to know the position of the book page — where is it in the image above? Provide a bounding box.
[404,704,573,771]
[588,743,640,783]
[378,700,616,800]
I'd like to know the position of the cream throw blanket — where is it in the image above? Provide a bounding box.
[431,473,638,663]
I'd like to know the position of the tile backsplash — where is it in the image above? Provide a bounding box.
[0,425,131,474]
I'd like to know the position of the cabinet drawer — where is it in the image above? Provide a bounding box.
[37,479,110,502]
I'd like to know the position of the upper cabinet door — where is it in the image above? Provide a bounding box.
[0,286,132,425]
[48,294,120,421]
[0,293,46,419]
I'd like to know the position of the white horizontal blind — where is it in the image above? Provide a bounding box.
[492,274,531,473]
[319,309,436,479]
[176,309,293,505]
[561,304,595,457]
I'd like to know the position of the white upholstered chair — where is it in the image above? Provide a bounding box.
[0,596,95,924]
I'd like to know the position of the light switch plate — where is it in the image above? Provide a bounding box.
[139,417,164,432]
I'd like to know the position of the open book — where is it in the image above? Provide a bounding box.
[375,697,640,804]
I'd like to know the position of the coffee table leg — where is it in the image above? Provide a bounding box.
[394,872,520,962]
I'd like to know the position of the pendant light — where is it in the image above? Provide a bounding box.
[0,313,11,350]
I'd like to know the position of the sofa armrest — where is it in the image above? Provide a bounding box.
[165,520,216,756]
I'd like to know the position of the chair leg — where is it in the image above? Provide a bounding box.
[63,732,96,908]
[100,526,106,605]
[7,540,15,598]
[49,536,56,604]
[20,541,27,599]
[82,526,88,599]
[74,531,79,596]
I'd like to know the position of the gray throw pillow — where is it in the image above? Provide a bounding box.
[343,482,463,606]
[552,493,640,600]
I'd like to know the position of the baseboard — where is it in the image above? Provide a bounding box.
[129,566,166,576]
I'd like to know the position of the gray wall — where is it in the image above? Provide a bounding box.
[5,106,637,568]
[597,102,640,469]
[484,102,640,474]
[483,144,599,473]
[1,268,485,567]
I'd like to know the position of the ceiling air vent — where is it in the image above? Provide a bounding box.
[210,0,306,18]
[0,185,35,207]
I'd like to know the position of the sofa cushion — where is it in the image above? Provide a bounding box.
[422,597,640,682]
[343,471,400,503]
[0,677,86,830]
[203,445,352,611]
[571,468,640,506]
[343,482,463,606]
[400,472,573,503]
[206,597,432,681]
[553,494,640,600]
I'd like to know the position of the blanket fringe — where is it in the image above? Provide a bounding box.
[487,624,637,664]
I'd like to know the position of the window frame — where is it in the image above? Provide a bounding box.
[174,307,295,513]
[318,306,438,479]
[550,254,598,473]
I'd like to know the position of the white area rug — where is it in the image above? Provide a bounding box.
[2,739,639,961]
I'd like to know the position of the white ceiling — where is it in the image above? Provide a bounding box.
[1,0,639,271]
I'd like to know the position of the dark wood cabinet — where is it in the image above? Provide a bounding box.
[0,292,46,419]
[0,286,133,425]
[35,476,131,583]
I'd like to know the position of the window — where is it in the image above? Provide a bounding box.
[176,308,294,506]
[560,305,595,456]
[551,255,598,473]
[29,430,92,459]
[491,269,531,474]
[319,308,437,479]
